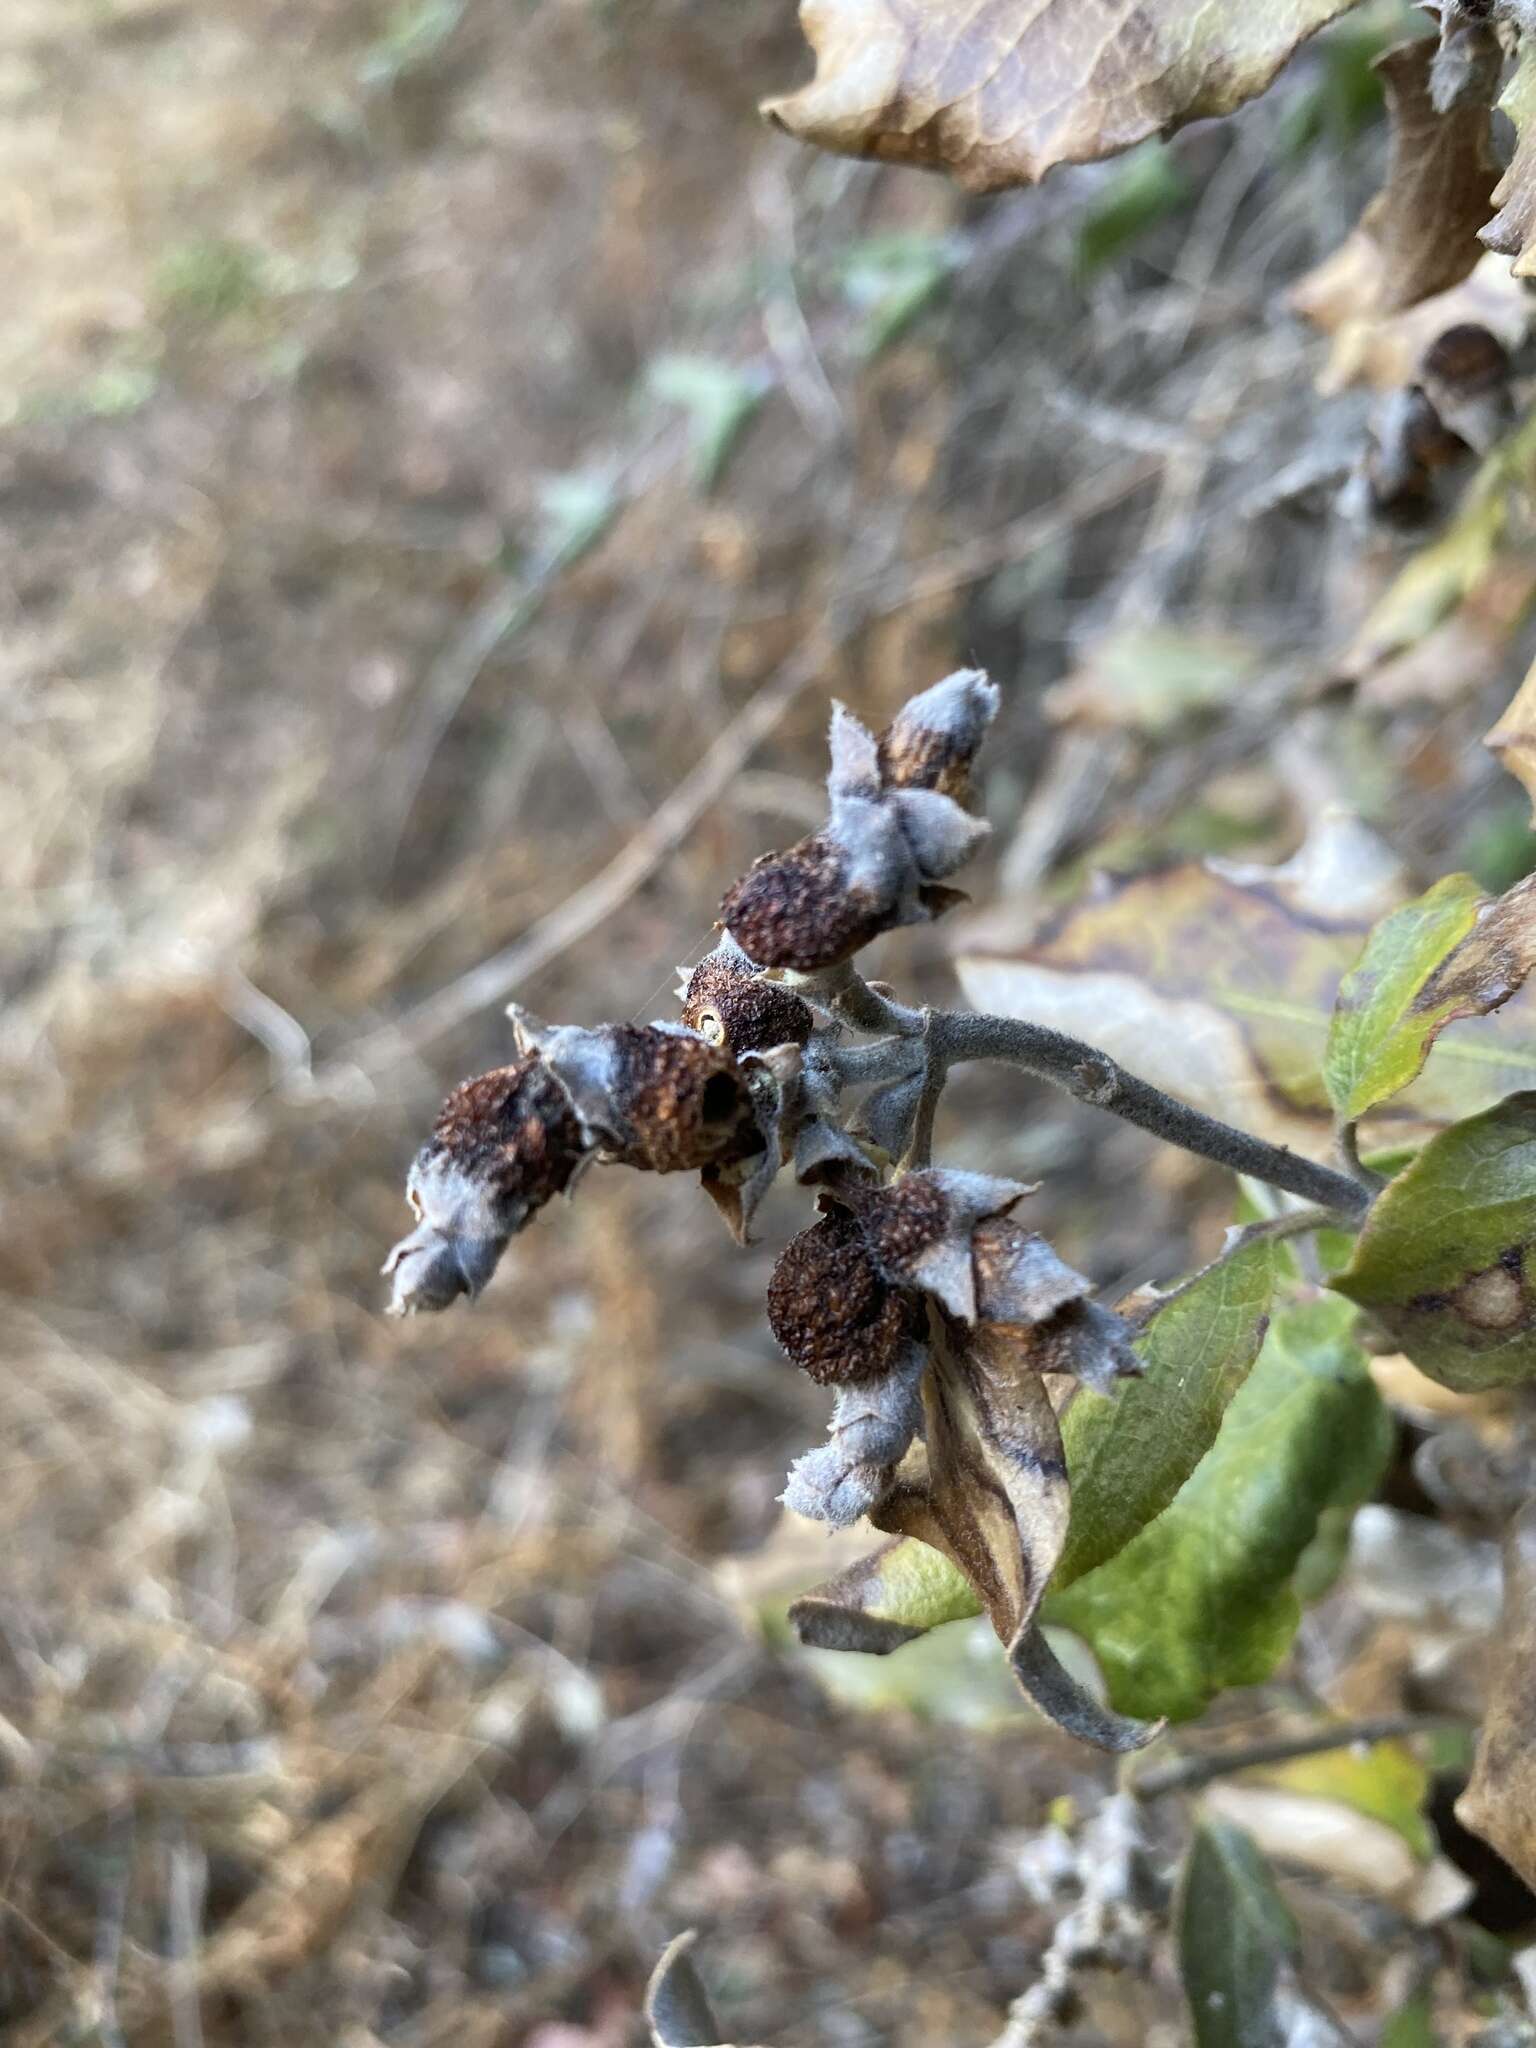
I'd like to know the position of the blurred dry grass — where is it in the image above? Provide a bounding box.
[4,1,1528,2042]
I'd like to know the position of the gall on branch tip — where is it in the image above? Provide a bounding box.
[380,666,1187,1751]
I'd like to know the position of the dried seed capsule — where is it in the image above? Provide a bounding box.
[428,1057,586,1213]
[766,1212,924,1386]
[383,1054,587,1315]
[1418,322,1514,455]
[852,1168,1033,1322]
[719,833,890,973]
[971,1216,1089,1328]
[719,692,993,971]
[876,667,1001,802]
[600,1024,762,1175]
[680,946,815,1056]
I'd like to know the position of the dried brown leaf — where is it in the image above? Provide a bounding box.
[1457,1502,1536,1890]
[1288,31,1505,392]
[763,0,1366,193]
[868,1323,1156,1750]
[1355,37,1495,308]
[1292,250,1530,396]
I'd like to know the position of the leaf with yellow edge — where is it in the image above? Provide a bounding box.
[1326,871,1536,1123]
[763,0,1369,194]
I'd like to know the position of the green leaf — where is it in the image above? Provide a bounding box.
[1057,1238,1280,1589]
[1292,1381,1396,1603]
[1048,1298,1387,1721]
[1179,1821,1297,2048]
[1326,873,1536,1123]
[1326,875,1485,1120]
[1331,1092,1536,1391]
[788,1533,982,1650]
[1380,1996,1440,2048]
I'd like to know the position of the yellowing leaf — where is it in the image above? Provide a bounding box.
[763,0,1368,194]
[1332,1093,1536,1391]
[1326,872,1536,1123]
[1337,365,1536,682]
[1250,1741,1434,1863]
[788,1529,982,1651]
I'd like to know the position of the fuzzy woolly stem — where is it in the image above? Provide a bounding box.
[933,1012,1372,1218]
[796,967,1371,1216]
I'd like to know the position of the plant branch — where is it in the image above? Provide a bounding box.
[1131,1715,1464,1801]
[1337,1119,1387,1195]
[1122,1206,1336,1327]
[930,1011,1372,1218]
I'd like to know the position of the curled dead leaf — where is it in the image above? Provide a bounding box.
[863,1320,1157,1750]
[646,1932,773,2048]
[1297,32,1499,354]
[764,0,1366,193]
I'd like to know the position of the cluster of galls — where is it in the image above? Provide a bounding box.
[383,1019,772,1313]
[767,1170,1139,1528]
[384,670,995,1316]
[383,667,1137,1540]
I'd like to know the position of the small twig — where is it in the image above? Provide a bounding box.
[1125,1207,1336,1326]
[933,1012,1372,1218]
[904,1015,945,1171]
[1132,1715,1464,1801]
[1337,1120,1387,1195]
